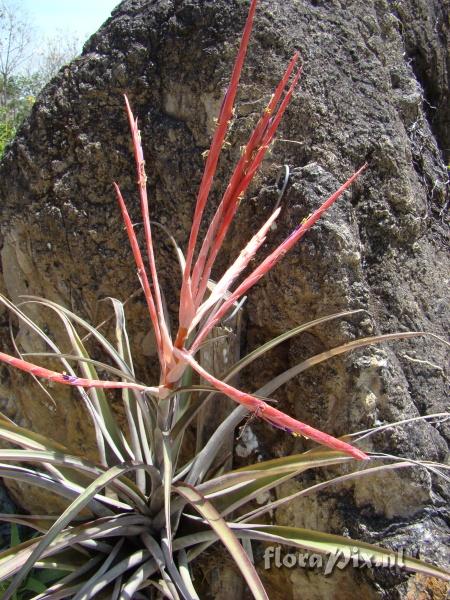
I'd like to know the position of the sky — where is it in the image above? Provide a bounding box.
[20,0,120,48]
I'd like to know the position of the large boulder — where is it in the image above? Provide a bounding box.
[0,0,447,597]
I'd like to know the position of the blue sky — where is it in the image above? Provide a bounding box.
[21,0,120,45]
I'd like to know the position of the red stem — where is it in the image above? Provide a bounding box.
[192,164,368,351]
[114,183,163,368]
[124,97,173,373]
[177,0,258,343]
[194,66,302,307]
[178,348,368,460]
[191,53,300,303]
[0,350,158,393]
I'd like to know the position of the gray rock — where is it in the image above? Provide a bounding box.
[0,0,448,597]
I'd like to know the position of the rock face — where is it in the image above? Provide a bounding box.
[0,0,448,597]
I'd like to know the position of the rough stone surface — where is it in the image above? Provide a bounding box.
[0,0,448,597]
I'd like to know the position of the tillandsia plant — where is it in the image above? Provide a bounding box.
[0,0,448,598]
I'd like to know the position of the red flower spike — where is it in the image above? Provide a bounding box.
[124,97,174,373]
[192,164,368,352]
[114,182,164,369]
[176,348,368,461]
[193,65,303,307]
[191,207,281,331]
[0,351,158,394]
[190,53,300,302]
[192,63,301,308]
[178,0,258,344]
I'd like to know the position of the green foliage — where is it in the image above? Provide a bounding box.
[0,73,40,155]
[0,0,79,157]
[0,321,447,599]
[0,287,446,600]
[0,106,15,155]
[0,525,67,599]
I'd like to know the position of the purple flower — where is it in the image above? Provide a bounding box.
[62,373,78,383]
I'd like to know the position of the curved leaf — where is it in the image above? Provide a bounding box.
[171,310,365,442]
[0,464,115,517]
[237,524,450,581]
[221,309,366,383]
[262,332,429,393]
[0,449,149,511]
[174,483,268,600]
[72,539,124,600]
[2,463,156,599]
[238,461,413,522]
[197,449,351,499]
[20,296,133,375]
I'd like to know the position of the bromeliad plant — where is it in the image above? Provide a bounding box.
[0,0,448,598]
